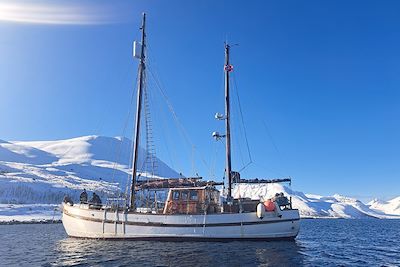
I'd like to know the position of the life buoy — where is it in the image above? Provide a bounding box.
[264,199,276,212]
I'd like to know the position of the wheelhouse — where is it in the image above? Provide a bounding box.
[163,186,220,214]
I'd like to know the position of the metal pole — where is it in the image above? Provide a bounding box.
[224,44,232,199]
[130,13,146,209]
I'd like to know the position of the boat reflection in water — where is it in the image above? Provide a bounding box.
[55,238,99,266]
[54,237,304,266]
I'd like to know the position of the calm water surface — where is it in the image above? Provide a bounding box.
[0,219,399,266]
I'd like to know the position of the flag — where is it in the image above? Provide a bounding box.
[224,65,233,72]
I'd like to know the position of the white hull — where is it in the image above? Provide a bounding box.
[61,203,300,240]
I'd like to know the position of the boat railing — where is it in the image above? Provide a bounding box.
[233,177,292,184]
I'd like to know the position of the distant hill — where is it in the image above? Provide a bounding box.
[0,135,399,219]
[368,197,400,216]
[0,135,178,203]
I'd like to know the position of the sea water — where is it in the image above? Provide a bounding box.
[0,219,399,266]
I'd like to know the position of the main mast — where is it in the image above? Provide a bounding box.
[224,44,233,199]
[130,13,146,209]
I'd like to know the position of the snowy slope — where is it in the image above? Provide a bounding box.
[232,183,400,219]
[368,197,400,216]
[0,135,178,204]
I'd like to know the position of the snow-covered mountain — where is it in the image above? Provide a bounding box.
[0,135,399,220]
[232,183,400,219]
[0,135,178,204]
[368,197,400,216]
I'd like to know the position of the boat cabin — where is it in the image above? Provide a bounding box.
[163,186,220,214]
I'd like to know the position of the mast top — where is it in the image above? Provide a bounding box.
[141,12,146,25]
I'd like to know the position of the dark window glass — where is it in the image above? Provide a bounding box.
[190,191,198,201]
[173,191,180,200]
[181,191,188,200]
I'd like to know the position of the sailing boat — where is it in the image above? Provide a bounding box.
[61,13,300,240]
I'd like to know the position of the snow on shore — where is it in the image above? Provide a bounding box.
[0,204,61,223]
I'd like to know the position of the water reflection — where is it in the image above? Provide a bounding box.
[4,220,399,266]
[255,241,305,266]
[54,238,98,266]
[53,237,305,266]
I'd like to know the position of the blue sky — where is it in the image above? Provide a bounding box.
[1,0,399,201]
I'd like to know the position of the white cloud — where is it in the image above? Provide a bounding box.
[0,0,126,25]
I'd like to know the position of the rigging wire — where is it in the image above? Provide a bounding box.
[146,65,191,174]
[211,68,227,181]
[231,109,246,168]
[106,65,138,199]
[261,120,283,161]
[261,120,290,177]
[146,63,210,174]
[143,76,158,178]
[117,76,138,204]
[145,42,215,177]
[73,26,143,204]
[118,64,142,206]
[144,47,182,174]
[231,72,253,173]
[147,81,178,172]
[107,25,142,177]
[137,71,153,177]
[252,161,286,178]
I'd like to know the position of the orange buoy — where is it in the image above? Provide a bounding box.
[264,200,276,212]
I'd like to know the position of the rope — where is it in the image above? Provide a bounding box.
[146,64,210,173]
[107,26,142,200]
[142,45,179,172]
[232,73,253,172]
[208,140,220,180]
[261,120,290,177]
[148,82,178,171]
[262,120,284,162]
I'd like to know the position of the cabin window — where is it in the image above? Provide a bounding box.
[190,191,198,201]
[173,191,180,200]
[206,191,211,201]
[181,191,189,200]
[212,191,219,202]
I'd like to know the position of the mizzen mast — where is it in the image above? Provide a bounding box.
[130,13,146,209]
[213,44,234,199]
[224,44,233,199]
